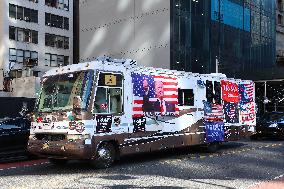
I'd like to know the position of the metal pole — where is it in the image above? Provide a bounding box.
[216,58,219,73]
[264,81,267,113]
[218,0,221,72]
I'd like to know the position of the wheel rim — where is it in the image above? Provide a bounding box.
[98,147,112,161]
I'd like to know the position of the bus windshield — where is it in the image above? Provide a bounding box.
[37,70,94,112]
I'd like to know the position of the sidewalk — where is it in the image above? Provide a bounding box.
[249,175,284,189]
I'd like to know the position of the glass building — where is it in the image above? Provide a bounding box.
[170,0,276,80]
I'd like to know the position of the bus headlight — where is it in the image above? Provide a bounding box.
[29,134,36,140]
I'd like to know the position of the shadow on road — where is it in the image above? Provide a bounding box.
[0,140,283,184]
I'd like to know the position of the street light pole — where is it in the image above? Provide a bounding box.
[216,58,219,73]
[216,0,222,73]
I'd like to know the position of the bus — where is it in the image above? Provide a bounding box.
[28,58,256,168]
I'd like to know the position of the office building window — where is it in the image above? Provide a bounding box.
[45,13,69,30]
[25,51,31,60]
[278,14,283,25]
[17,28,24,42]
[9,49,17,63]
[9,48,38,65]
[64,37,69,49]
[64,56,69,66]
[17,6,24,20]
[24,29,30,42]
[45,0,69,11]
[31,31,38,44]
[45,53,69,67]
[57,55,64,65]
[9,70,22,78]
[9,26,16,40]
[64,17,69,30]
[9,4,16,19]
[45,33,69,49]
[30,9,38,22]
[51,54,57,67]
[24,8,31,21]
[45,54,50,66]
[10,26,38,44]
[17,50,24,64]
[9,4,38,23]
[31,51,38,61]
[28,0,39,3]
[57,16,63,28]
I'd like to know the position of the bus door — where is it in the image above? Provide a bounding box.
[92,71,128,134]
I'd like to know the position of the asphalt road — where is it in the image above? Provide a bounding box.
[0,139,283,189]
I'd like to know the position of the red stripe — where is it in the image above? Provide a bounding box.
[163,82,178,86]
[167,101,178,105]
[164,88,178,92]
[133,114,144,118]
[133,107,143,111]
[154,76,177,80]
[164,95,178,98]
[134,100,144,104]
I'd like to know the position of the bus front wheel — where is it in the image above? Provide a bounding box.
[93,142,116,169]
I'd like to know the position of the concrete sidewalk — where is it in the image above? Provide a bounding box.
[249,175,284,189]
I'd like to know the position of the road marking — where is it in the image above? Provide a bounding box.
[0,159,49,171]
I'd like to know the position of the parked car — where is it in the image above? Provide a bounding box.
[251,112,284,139]
[0,97,35,159]
[0,117,31,159]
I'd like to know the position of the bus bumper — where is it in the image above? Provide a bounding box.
[27,139,92,160]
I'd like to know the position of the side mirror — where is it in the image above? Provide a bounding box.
[26,113,33,122]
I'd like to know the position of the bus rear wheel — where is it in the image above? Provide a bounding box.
[207,142,220,153]
[93,142,116,169]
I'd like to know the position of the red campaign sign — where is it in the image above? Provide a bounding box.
[221,80,239,103]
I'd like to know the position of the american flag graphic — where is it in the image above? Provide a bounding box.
[131,72,179,118]
[203,102,224,122]
[240,101,256,124]
[239,82,254,103]
[239,82,256,124]
[224,102,239,123]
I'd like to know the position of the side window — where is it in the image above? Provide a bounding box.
[206,81,214,103]
[178,89,194,106]
[93,72,123,114]
[109,88,122,114]
[93,87,108,113]
[214,81,221,104]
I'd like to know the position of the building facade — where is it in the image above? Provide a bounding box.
[276,0,284,65]
[172,0,276,80]
[79,0,171,69]
[0,0,73,97]
[79,0,275,80]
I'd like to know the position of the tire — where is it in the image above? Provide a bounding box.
[48,158,68,166]
[93,143,116,169]
[207,142,220,153]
